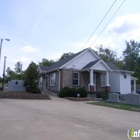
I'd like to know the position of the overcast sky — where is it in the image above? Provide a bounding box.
[0,0,140,76]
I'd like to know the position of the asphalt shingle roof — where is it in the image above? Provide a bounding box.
[39,48,121,72]
[39,48,87,72]
[39,66,50,71]
[82,60,100,70]
[105,62,121,71]
[82,60,121,71]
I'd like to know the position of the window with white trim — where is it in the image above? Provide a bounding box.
[101,75,106,87]
[73,72,79,86]
[39,82,43,87]
[50,73,56,86]
[39,77,43,87]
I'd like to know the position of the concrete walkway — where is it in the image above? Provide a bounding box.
[0,97,140,140]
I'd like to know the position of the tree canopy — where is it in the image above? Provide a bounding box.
[122,40,140,83]
[24,61,41,93]
[96,45,117,64]
[39,58,54,66]
[59,52,74,61]
[14,61,22,74]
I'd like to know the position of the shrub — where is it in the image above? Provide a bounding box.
[59,87,87,98]
[0,86,2,91]
[77,87,87,97]
[32,87,41,94]
[25,87,31,92]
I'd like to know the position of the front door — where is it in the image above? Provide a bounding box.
[93,74,96,91]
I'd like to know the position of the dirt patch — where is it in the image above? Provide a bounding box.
[0,91,51,100]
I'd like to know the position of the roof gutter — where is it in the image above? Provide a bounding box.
[120,70,134,74]
[111,70,134,74]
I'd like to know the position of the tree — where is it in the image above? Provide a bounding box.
[6,67,17,81]
[29,61,38,68]
[96,45,118,64]
[6,62,25,81]
[123,40,140,70]
[59,52,74,60]
[15,61,22,74]
[39,58,54,66]
[123,40,140,83]
[24,62,41,93]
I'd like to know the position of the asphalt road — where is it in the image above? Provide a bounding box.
[0,96,140,140]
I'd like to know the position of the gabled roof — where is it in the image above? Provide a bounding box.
[39,48,134,74]
[39,48,99,73]
[82,59,112,71]
[82,60,123,71]
[82,60,100,70]
[39,48,86,72]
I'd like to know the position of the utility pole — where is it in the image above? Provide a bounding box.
[2,56,7,91]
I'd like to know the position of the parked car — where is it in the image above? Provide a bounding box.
[136,89,140,94]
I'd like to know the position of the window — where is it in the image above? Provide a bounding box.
[73,72,79,86]
[39,77,43,87]
[39,82,43,87]
[50,73,56,86]
[101,75,106,87]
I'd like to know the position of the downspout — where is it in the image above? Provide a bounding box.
[87,70,90,91]
[57,69,61,92]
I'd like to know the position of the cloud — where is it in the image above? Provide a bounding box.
[68,13,140,57]
[20,57,29,62]
[19,46,39,53]
[70,35,119,51]
[49,52,63,60]
[11,57,30,63]
[107,13,140,40]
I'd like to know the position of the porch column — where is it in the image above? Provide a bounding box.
[90,69,94,92]
[134,80,136,93]
[105,71,110,92]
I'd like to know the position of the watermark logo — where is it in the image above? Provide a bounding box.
[127,128,140,139]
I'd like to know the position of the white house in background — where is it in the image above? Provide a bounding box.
[37,47,137,94]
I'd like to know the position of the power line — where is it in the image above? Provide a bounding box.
[81,0,116,50]
[90,0,125,47]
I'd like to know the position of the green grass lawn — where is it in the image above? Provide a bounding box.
[88,101,140,112]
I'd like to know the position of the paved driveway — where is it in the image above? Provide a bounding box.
[0,96,140,140]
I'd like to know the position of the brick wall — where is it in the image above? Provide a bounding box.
[62,69,73,88]
[80,71,89,90]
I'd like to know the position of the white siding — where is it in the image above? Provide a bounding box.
[120,73,131,94]
[109,72,120,92]
[64,50,98,69]
[93,62,108,71]
[109,72,132,94]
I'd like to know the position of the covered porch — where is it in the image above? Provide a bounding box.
[89,70,110,92]
[81,59,112,92]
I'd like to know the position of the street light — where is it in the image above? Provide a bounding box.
[0,38,10,90]
[0,38,10,61]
